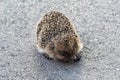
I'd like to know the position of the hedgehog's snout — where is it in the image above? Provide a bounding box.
[68,55,80,62]
[60,54,81,63]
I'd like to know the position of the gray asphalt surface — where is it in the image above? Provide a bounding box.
[0,0,120,80]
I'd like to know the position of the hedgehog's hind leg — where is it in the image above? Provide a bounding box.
[43,53,53,60]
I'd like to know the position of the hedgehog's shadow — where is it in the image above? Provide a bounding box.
[33,48,82,80]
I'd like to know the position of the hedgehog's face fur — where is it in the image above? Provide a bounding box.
[45,34,83,62]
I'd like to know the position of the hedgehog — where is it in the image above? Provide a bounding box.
[36,11,83,62]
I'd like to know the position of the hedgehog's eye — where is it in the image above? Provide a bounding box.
[59,51,72,57]
[60,51,68,57]
[50,42,55,49]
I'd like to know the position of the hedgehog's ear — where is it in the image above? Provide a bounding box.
[50,41,55,49]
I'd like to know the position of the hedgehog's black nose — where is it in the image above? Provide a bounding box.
[67,54,81,62]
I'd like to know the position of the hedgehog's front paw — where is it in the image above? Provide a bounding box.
[43,53,53,60]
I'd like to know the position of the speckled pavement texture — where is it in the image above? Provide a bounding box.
[0,0,120,80]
